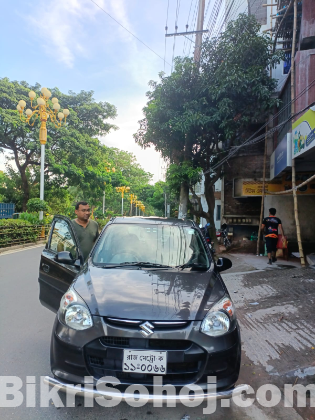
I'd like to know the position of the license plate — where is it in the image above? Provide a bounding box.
[123,350,167,375]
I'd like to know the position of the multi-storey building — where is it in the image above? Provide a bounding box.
[264,0,315,252]
[194,1,314,250]
[218,0,315,251]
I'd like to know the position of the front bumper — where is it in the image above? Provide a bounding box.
[43,375,249,402]
[51,314,242,392]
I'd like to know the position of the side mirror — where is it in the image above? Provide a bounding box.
[216,257,232,273]
[55,251,75,265]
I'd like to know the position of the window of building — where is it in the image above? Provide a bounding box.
[216,205,221,221]
[283,53,291,74]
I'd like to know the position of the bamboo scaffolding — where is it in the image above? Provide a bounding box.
[266,174,315,195]
[291,0,305,266]
[256,127,269,256]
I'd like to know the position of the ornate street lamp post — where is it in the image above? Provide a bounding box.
[135,200,142,216]
[17,87,69,220]
[129,194,136,216]
[116,186,130,216]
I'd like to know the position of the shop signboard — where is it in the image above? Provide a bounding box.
[292,107,315,158]
[242,180,282,196]
[234,173,315,197]
[275,134,292,176]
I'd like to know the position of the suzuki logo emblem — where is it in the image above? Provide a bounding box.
[140,321,154,337]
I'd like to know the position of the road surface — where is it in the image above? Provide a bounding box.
[0,246,310,419]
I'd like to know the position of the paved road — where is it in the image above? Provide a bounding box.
[0,247,308,419]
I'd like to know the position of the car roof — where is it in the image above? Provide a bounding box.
[111,217,195,227]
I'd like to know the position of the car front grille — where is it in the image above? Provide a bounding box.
[100,336,190,350]
[105,318,190,330]
[85,337,206,385]
[101,336,130,347]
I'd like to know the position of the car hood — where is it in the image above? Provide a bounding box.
[73,264,225,321]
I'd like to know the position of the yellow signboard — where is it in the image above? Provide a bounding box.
[241,173,315,196]
[242,181,281,196]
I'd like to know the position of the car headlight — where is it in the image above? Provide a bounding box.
[200,296,235,337]
[59,288,93,330]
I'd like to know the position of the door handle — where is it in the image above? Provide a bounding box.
[42,263,50,273]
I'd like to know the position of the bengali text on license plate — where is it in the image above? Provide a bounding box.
[123,350,167,375]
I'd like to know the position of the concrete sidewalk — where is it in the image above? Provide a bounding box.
[222,252,302,274]
[222,260,315,419]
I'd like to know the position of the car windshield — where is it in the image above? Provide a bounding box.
[92,223,210,269]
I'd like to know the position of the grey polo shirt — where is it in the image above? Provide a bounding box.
[71,219,99,261]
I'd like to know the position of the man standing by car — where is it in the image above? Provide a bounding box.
[261,208,285,265]
[72,201,99,261]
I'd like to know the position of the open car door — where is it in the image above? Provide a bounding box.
[38,215,83,313]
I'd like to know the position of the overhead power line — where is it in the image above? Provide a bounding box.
[183,0,194,54]
[205,0,224,40]
[204,0,213,22]
[164,0,170,71]
[203,78,315,174]
[206,0,249,41]
[188,1,199,55]
[90,0,171,66]
[171,0,179,72]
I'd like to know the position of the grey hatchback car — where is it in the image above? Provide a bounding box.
[39,216,247,402]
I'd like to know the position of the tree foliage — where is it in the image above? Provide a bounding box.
[0,78,118,210]
[0,78,163,216]
[27,198,49,213]
[135,14,283,232]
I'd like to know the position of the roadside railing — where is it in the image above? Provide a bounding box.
[0,224,51,248]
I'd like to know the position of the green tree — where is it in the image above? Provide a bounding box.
[135,14,283,237]
[56,147,153,217]
[27,198,49,213]
[0,78,118,210]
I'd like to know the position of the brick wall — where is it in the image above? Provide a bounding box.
[295,50,315,115]
[224,153,266,217]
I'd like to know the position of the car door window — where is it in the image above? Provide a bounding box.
[49,219,77,259]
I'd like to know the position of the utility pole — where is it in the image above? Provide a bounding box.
[165,193,167,217]
[194,0,206,63]
[256,125,268,256]
[166,0,206,219]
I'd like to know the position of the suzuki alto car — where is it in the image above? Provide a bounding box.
[39,216,247,402]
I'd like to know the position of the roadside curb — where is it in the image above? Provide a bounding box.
[0,240,46,254]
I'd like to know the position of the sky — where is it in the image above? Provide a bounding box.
[0,0,221,183]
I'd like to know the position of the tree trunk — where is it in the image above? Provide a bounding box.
[188,175,219,248]
[12,145,30,212]
[204,174,218,247]
[20,168,30,212]
[178,181,189,219]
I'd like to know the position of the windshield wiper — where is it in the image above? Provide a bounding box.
[135,262,173,268]
[176,262,208,270]
[101,262,173,269]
